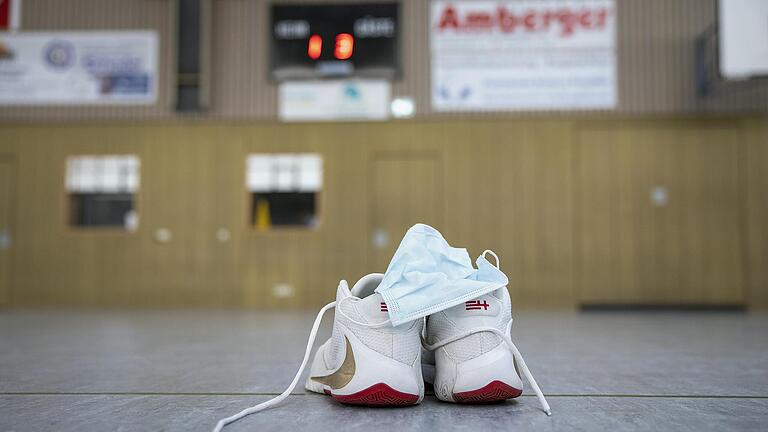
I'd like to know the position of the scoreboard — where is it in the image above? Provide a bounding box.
[270,3,400,81]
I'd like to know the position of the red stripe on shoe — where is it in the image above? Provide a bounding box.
[452,380,522,403]
[332,383,419,406]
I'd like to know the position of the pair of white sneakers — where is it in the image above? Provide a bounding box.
[213,253,549,432]
[304,272,550,412]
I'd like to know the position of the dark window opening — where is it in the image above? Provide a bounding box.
[70,193,135,228]
[251,192,317,228]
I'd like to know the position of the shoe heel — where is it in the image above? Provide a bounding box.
[435,343,523,403]
[452,380,522,403]
[328,329,423,406]
[332,383,420,406]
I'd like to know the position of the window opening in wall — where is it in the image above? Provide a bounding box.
[246,153,322,230]
[66,155,140,230]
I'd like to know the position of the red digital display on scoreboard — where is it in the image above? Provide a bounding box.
[270,3,399,81]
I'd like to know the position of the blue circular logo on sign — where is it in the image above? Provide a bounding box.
[44,40,75,70]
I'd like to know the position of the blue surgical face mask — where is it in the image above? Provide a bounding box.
[375,223,508,326]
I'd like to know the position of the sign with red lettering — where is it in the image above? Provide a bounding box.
[0,0,10,29]
[431,0,616,111]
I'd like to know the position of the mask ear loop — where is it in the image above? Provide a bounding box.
[482,249,501,269]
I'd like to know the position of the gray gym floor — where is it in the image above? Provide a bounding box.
[1,310,767,431]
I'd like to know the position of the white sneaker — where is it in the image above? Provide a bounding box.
[304,273,424,405]
[213,274,424,431]
[422,252,551,414]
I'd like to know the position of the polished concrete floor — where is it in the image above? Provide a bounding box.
[1,309,767,431]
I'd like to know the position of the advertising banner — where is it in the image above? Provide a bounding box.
[0,31,158,105]
[431,0,616,111]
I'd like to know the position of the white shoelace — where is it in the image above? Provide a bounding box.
[213,295,395,431]
[422,326,552,416]
[212,301,336,432]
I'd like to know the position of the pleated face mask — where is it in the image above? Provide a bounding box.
[376,223,509,326]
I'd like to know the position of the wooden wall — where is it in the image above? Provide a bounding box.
[0,117,765,309]
[744,119,768,309]
[575,120,745,306]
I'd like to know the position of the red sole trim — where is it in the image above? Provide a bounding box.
[331,383,420,406]
[452,380,522,403]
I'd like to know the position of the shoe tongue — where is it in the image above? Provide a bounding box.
[349,273,388,324]
[350,273,383,298]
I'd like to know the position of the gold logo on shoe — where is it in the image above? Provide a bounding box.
[310,336,355,389]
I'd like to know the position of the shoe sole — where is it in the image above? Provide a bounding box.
[325,383,420,406]
[452,380,522,403]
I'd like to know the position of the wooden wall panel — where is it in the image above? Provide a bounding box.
[134,127,243,307]
[576,120,745,305]
[369,153,441,271]
[0,156,14,306]
[744,119,768,309]
[498,122,575,308]
[0,118,763,309]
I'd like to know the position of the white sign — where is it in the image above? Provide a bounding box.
[719,0,768,79]
[0,31,158,105]
[431,0,616,111]
[279,80,390,121]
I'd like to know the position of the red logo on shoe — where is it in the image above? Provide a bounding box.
[380,302,388,312]
[465,300,490,311]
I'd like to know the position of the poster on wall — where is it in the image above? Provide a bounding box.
[431,0,616,111]
[279,79,391,121]
[0,31,158,105]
